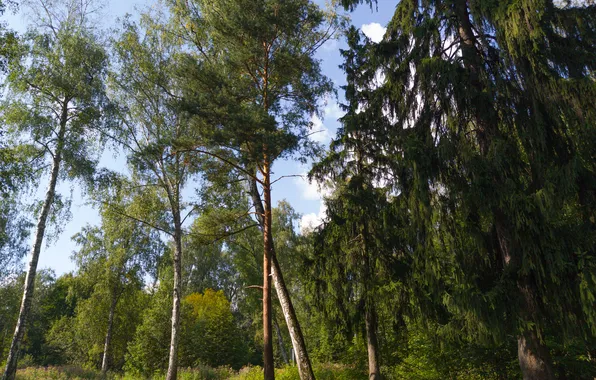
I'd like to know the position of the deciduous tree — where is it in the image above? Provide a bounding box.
[168,1,340,377]
[108,15,207,379]
[1,1,110,376]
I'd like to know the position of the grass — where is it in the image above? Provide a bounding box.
[15,363,366,380]
[16,365,102,380]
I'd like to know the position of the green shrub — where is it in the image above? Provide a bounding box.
[225,364,366,380]
[16,365,102,380]
[314,363,367,380]
[228,365,264,380]
[177,366,236,380]
[276,366,299,380]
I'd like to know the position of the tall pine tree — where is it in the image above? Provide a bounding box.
[168,1,339,377]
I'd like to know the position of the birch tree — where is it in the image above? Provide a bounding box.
[1,1,109,377]
[108,15,206,380]
[71,199,163,374]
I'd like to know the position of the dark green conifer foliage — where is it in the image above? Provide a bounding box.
[336,1,596,379]
[310,28,413,380]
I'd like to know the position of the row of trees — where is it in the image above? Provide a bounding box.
[0,0,340,379]
[1,0,595,379]
[0,200,307,376]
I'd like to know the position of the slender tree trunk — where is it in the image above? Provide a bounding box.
[101,290,119,375]
[365,305,381,380]
[2,104,67,380]
[262,159,275,380]
[166,215,183,380]
[250,177,316,380]
[271,256,315,379]
[0,330,6,358]
[454,2,556,378]
[361,219,380,380]
[274,316,289,365]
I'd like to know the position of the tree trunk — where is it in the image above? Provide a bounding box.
[365,305,381,380]
[2,104,67,380]
[495,214,555,380]
[271,255,315,379]
[454,2,556,378]
[262,160,275,380]
[0,333,4,361]
[101,290,119,375]
[274,316,289,365]
[515,276,556,380]
[517,328,556,380]
[250,176,316,380]
[166,217,183,380]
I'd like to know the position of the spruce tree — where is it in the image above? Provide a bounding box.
[338,1,596,379]
[310,28,413,380]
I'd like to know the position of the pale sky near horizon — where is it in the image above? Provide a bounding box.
[2,0,395,276]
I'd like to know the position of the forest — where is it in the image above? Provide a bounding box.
[1,0,595,379]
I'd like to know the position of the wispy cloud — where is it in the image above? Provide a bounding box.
[309,114,331,144]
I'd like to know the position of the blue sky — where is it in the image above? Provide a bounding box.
[3,0,395,276]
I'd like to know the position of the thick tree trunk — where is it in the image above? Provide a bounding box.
[274,316,289,365]
[101,290,119,375]
[262,161,275,380]
[516,274,555,379]
[454,2,556,378]
[517,328,556,380]
[2,105,67,380]
[166,218,183,380]
[365,305,381,380]
[249,176,316,380]
[496,215,556,380]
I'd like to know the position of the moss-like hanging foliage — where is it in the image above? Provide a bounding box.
[337,0,596,349]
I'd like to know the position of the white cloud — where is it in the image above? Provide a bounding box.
[361,22,386,43]
[309,114,331,143]
[294,172,332,201]
[300,202,327,235]
[324,101,344,121]
[321,38,339,52]
[295,174,321,201]
[308,99,345,144]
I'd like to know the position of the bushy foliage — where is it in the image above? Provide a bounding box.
[124,280,173,377]
[46,288,148,369]
[180,289,248,369]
